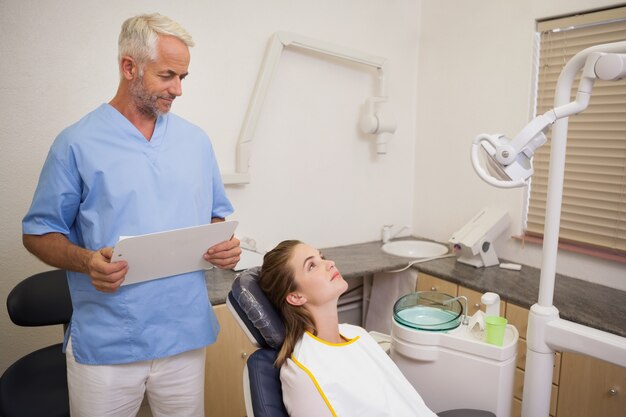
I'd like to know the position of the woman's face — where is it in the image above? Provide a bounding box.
[287,243,348,307]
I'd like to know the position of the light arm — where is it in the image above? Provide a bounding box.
[471,52,626,188]
[468,40,626,417]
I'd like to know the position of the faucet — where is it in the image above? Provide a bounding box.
[443,295,469,325]
[381,224,411,243]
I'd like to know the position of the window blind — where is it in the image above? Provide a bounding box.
[527,7,626,256]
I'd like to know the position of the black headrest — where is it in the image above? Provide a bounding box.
[230,266,285,349]
[7,269,72,327]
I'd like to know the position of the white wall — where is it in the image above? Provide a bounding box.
[0,0,420,373]
[413,0,626,291]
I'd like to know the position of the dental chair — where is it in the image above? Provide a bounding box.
[227,267,495,417]
[227,266,286,417]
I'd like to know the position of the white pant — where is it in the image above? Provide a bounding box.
[66,338,206,417]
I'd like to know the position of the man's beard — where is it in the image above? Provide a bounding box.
[129,76,170,118]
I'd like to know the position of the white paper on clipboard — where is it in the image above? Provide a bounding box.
[113,220,238,286]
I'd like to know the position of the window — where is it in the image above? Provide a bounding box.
[527,7,626,259]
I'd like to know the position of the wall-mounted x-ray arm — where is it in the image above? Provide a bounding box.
[471,51,626,189]
[222,32,394,184]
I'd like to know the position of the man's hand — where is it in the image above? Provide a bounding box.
[86,247,128,293]
[23,233,128,293]
[204,236,241,270]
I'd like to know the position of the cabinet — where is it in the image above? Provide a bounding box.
[416,273,457,295]
[204,303,257,417]
[556,352,626,417]
[510,340,626,417]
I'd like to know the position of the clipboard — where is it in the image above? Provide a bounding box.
[113,220,238,286]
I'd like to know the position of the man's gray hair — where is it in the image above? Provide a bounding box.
[118,13,194,65]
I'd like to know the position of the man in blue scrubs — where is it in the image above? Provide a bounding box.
[22,13,240,417]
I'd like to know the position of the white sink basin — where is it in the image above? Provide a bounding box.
[382,240,449,258]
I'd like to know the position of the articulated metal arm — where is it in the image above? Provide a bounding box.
[471,52,626,188]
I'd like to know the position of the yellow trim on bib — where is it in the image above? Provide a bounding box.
[305,331,360,346]
[291,355,338,417]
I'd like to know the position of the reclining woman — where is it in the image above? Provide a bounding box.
[258,239,438,417]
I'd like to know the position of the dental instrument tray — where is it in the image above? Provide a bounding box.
[393,291,463,331]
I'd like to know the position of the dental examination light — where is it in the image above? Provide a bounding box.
[472,50,626,189]
[472,42,626,417]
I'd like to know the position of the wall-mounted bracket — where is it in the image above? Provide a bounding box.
[222,31,391,185]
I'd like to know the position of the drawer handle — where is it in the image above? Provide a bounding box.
[241,352,248,359]
[608,388,618,397]
[431,286,437,291]
[474,303,480,308]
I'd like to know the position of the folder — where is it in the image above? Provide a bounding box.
[113,220,238,285]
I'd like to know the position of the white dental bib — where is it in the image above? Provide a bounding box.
[289,324,436,417]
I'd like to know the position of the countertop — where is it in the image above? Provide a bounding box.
[205,239,626,338]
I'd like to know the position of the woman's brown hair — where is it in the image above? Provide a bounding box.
[258,240,317,367]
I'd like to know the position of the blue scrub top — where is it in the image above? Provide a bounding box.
[23,104,234,364]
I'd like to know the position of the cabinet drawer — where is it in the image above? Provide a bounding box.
[205,304,257,417]
[556,352,626,417]
[416,273,457,295]
[511,397,522,417]
[516,338,526,370]
[514,368,524,400]
[505,303,529,339]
